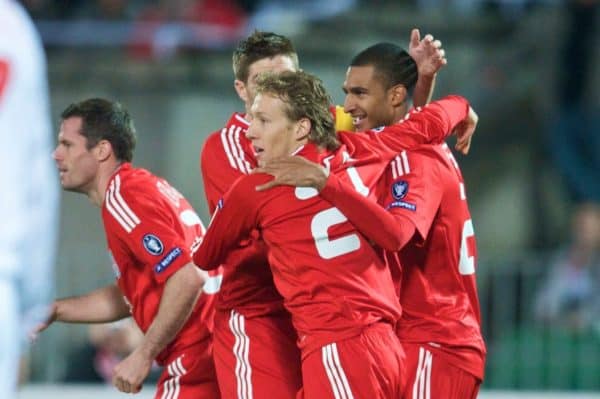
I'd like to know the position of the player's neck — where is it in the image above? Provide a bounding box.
[88,160,123,208]
[392,103,410,125]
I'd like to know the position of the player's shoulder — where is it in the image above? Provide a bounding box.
[402,144,462,183]
[202,112,254,168]
[231,172,272,191]
[114,163,157,190]
[215,173,273,211]
[106,164,169,210]
[221,112,250,131]
[103,164,154,232]
[402,143,444,159]
[205,112,250,142]
[202,130,225,159]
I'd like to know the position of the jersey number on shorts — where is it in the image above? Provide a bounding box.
[296,165,367,259]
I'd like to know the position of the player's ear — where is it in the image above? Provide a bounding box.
[95,139,112,162]
[390,84,407,107]
[234,79,249,103]
[295,117,311,141]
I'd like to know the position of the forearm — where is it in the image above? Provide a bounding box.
[321,174,416,251]
[412,74,436,107]
[55,284,130,323]
[137,263,206,359]
[373,95,470,156]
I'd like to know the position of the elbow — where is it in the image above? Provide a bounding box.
[190,267,208,290]
[378,224,415,252]
[174,263,206,293]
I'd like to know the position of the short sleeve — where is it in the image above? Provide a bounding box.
[380,149,444,241]
[104,183,194,284]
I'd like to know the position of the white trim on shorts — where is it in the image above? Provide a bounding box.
[321,343,354,399]
[161,355,188,399]
[412,346,433,399]
[229,310,253,399]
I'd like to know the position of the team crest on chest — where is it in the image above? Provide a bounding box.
[143,234,164,256]
[392,180,409,200]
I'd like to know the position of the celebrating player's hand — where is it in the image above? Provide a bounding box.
[408,28,447,78]
[29,302,58,341]
[112,346,153,394]
[254,156,329,191]
[454,106,478,155]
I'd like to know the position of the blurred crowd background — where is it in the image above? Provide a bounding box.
[20,0,599,392]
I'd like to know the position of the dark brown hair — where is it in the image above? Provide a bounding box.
[61,98,137,162]
[232,30,299,83]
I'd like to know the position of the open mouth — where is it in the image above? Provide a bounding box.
[253,146,264,156]
[352,115,365,127]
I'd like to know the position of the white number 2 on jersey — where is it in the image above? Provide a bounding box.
[296,163,367,260]
[311,208,360,259]
[459,219,475,275]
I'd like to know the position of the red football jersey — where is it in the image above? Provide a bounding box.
[380,144,486,379]
[195,143,402,356]
[194,95,472,355]
[201,112,286,317]
[199,97,469,319]
[102,163,219,365]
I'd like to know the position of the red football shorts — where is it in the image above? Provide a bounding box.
[213,309,302,399]
[154,342,220,399]
[298,322,406,399]
[402,343,481,399]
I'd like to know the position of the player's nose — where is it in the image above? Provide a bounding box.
[343,95,356,114]
[245,124,258,140]
[51,147,61,161]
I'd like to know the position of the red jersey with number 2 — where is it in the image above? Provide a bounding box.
[380,144,486,379]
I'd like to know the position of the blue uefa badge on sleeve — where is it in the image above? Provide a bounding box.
[392,180,409,200]
[371,126,385,133]
[142,234,164,256]
[217,198,224,209]
[388,180,416,211]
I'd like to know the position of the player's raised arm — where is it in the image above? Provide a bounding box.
[409,28,447,107]
[349,95,475,157]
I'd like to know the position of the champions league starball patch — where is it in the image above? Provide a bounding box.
[143,234,164,256]
[392,180,409,200]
